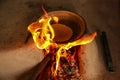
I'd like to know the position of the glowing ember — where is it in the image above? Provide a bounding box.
[54,32,97,76]
[28,8,97,78]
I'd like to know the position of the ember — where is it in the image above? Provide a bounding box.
[28,7,97,80]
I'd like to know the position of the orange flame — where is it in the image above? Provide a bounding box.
[53,32,97,76]
[28,7,97,77]
[28,8,58,53]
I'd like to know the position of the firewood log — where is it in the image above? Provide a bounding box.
[18,54,51,80]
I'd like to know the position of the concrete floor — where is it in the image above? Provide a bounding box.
[0,0,120,80]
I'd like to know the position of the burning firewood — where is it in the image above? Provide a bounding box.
[25,7,97,80]
[18,54,52,80]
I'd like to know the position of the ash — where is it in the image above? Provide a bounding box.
[57,57,82,80]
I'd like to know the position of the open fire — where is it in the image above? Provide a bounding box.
[28,7,97,80]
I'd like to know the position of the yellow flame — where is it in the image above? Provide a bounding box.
[63,32,97,50]
[53,32,97,76]
[28,16,58,54]
[27,8,97,77]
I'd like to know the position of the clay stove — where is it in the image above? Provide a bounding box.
[27,9,96,80]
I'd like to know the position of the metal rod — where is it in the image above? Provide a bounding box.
[101,31,114,72]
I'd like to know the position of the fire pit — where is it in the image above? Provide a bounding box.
[27,9,96,80]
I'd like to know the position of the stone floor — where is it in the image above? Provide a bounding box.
[0,0,120,80]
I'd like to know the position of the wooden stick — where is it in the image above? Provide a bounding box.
[18,54,51,80]
[101,31,114,72]
[33,54,51,80]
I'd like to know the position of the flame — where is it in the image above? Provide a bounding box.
[28,8,58,53]
[27,7,97,77]
[53,32,97,76]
